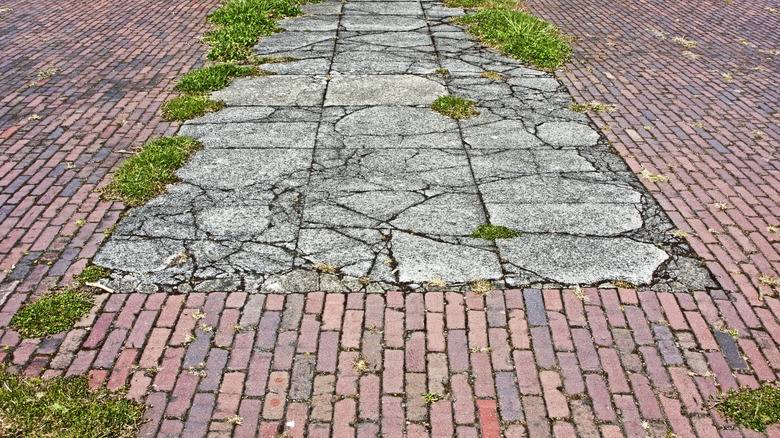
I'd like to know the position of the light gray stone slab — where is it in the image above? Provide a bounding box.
[479,176,642,204]
[176,149,311,190]
[469,149,596,179]
[325,75,446,105]
[344,2,424,15]
[178,122,318,149]
[497,234,669,285]
[331,51,439,74]
[508,77,561,91]
[212,76,327,106]
[339,32,433,49]
[254,31,336,54]
[278,15,339,31]
[536,121,600,147]
[184,107,275,124]
[297,228,393,281]
[300,1,343,14]
[486,203,643,235]
[341,15,427,31]
[260,58,332,75]
[390,193,486,236]
[392,232,502,283]
[94,238,188,274]
[461,119,543,149]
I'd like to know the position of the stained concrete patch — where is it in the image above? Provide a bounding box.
[497,234,669,285]
[325,75,446,105]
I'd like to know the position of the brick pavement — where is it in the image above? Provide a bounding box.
[524,0,780,304]
[2,0,780,437]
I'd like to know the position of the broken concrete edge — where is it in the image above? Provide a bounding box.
[91,253,715,295]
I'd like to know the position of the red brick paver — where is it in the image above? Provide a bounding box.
[525,0,780,304]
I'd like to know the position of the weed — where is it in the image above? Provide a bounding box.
[192,309,207,320]
[204,0,308,62]
[359,276,372,285]
[10,290,93,338]
[715,384,780,432]
[647,28,665,39]
[716,326,740,338]
[421,392,444,405]
[682,50,700,60]
[457,9,571,70]
[470,346,492,353]
[353,358,370,374]
[758,49,779,55]
[768,225,779,235]
[188,362,207,377]
[37,67,61,79]
[233,324,246,332]
[162,95,225,121]
[671,229,693,239]
[313,263,337,274]
[75,265,110,284]
[673,37,697,48]
[425,278,446,288]
[28,114,41,121]
[721,72,734,82]
[101,136,202,206]
[767,6,778,12]
[74,219,87,227]
[470,279,493,295]
[470,224,520,240]
[714,201,730,211]
[572,285,589,302]
[443,0,517,9]
[198,324,214,333]
[481,70,505,81]
[431,95,479,119]
[753,129,767,140]
[226,415,244,425]
[641,168,669,183]
[435,68,451,79]
[759,274,780,288]
[252,55,299,64]
[569,100,616,113]
[0,366,145,437]
[175,64,269,93]
[611,280,636,289]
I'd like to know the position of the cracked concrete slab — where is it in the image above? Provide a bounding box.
[93,0,714,293]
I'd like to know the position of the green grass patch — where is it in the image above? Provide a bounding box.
[162,95,225,122]
[74,265,110,285]
[431,95,479,119]
[716,385,780,432]
[0,366,145,437]
[204,0,311,62]
[10,290,93,338]
[457,8,572,70]
[174,64,269,93]
[443,0,517,9]
[102,136,202,207]
[470,224,520,240]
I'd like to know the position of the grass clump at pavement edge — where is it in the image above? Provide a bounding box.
[162,95,226,122]
[443,0,516,9]
[431,95,480,119]
[102,136,203,207]
[10,290,93,338]
[174,64,269,93]
[74,265,110,285]
[457,8,572,70]
[0,365,145,437]
[715,385,780,432]
[204,0,313,62]
[470,224,521,240]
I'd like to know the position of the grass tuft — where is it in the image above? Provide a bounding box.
[204,0,311,62]
[470,224,520,240]
[443,0,517,9]
[174,64,269,93]
[75,265,110,284]
[162,95,226,122]
[716,385,780,432]
[0,366,145,437]
[10,290,93,338]
[102,137,202,206]
[431,95,479,119]
[457,9,571,70]
[481,70,505,81]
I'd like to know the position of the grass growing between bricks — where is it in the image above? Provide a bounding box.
[443,0,516,9]
[716,384,780,432]
[0,366,145,437]
[101,136,203,207]
[10,290,93,338]
[470,224,520,240]
[456,8,572,70]
[431,95,479,119]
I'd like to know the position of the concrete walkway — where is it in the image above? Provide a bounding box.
[92,0,710,294]
[0,0,779,437]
